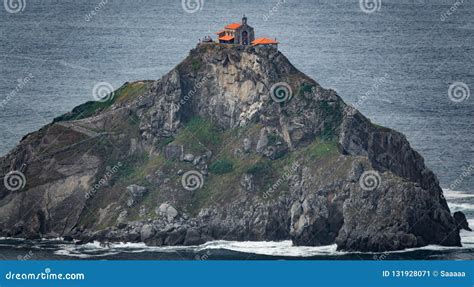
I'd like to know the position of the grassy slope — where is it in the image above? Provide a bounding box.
[78,113,345,230]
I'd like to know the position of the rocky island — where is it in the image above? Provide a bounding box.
[0,44,470,252]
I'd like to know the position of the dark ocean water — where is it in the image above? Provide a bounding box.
[0,0,472,259]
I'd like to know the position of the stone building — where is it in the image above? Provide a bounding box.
[213,15,279,48]
[216,15,255,45]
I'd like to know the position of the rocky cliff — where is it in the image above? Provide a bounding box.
[0,44,469,252]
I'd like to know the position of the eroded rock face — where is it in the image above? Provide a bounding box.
[0,44,464,252]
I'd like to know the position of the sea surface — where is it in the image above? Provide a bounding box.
[0,0,472,260]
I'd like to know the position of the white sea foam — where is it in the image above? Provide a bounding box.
[443,188,474,199]
[53,236,474,259]
[196,240,340,257]
[447,202,474,212]
[54,249,120,259]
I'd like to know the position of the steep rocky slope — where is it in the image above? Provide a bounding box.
[0,44,469,252]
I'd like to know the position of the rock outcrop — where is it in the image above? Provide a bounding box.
[0,43,467,252]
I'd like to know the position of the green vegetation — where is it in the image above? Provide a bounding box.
[54,81,150,122]
[267,133,281,146]
[173,117,222,153]
[156,137,175,150]
[191,58,202,72]
[298,83,314,97]
[319,101,343,140]
[112,152,151,185]
[53,101,110,122]
[308,139,339,159]
[246,160,272,175]
[209,158,234,174]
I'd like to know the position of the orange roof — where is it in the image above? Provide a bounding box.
[252,38,279,45]
[215,30,225,35]
[219,35,235,41]
[225,23,241,30]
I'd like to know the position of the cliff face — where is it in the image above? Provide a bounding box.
[0,44,466,251]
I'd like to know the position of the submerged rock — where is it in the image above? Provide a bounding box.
[454,211,472,231]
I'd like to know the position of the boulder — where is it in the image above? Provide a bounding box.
[256,128,268,152]
[243,138,252,152]
[182,153,195,162]
[127,184,148,198]
[240,173,254,192]
[116,211,128,224]
[156,203,179,221]
[140,224,156,241]
[184,228,204,245]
